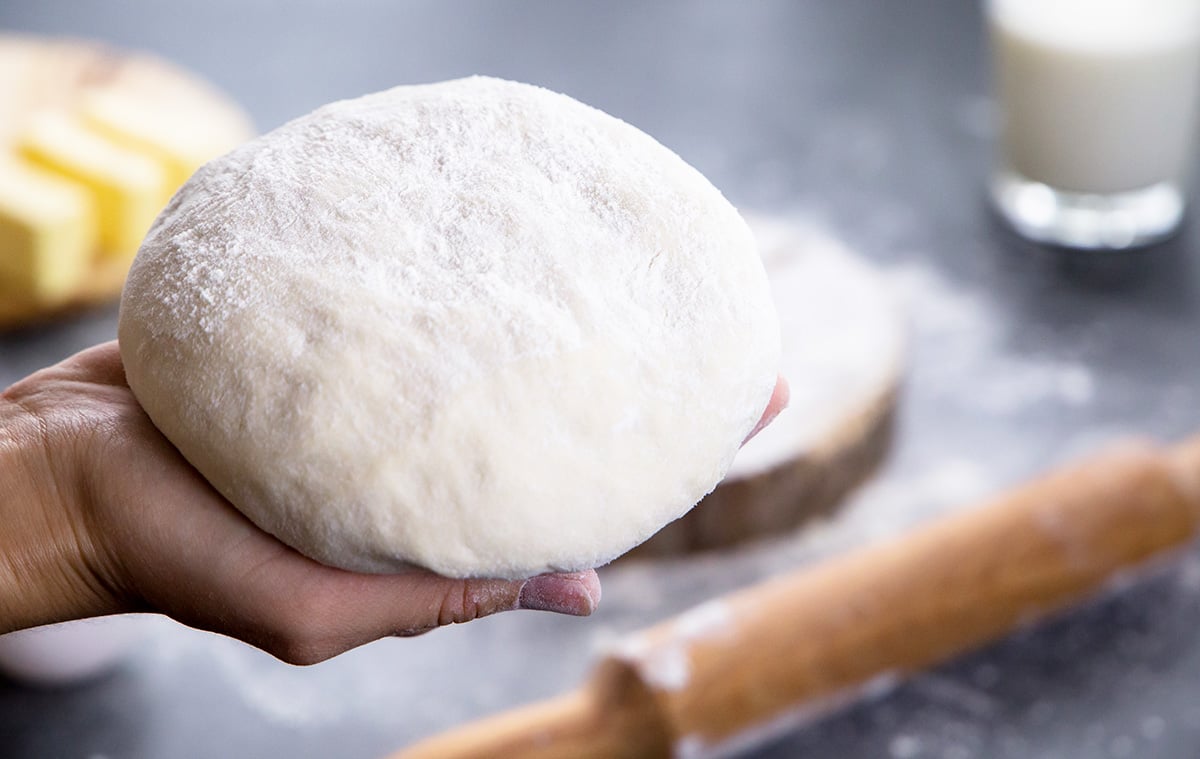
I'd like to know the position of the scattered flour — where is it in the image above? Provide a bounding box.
[610,600,734,692]
[887,263,1098,415]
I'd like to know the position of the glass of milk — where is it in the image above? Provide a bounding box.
[988,0,1200,249]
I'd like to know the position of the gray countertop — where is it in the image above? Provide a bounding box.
[4,1,1200,757]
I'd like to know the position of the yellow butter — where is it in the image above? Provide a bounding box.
[18,113,167,260]
[82,90,247,192]
[0,157,95,304]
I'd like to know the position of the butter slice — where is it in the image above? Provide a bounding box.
[82,90,244,192]
[18,113,167,260]
[0,158,95,304]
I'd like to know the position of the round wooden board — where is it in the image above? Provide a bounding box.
[627,215,906,558]
[0,34,253,331]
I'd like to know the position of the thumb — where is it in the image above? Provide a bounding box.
[389,570,603,638]
[184,554,601,665]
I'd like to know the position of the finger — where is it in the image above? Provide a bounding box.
[0,342,126,409]
[387,569,603,637]
[210,549,601,664]
[744,374,789,445]
[49,341,127,388]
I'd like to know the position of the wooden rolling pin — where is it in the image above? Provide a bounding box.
[394,438,1200,759]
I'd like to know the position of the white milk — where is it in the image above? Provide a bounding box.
[990,0,1200,194]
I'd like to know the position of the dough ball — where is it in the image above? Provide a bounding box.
[118,77,780,579]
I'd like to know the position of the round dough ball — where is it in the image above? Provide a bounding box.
[119,76,780,579]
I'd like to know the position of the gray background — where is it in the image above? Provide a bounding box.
[3,1,1200,757]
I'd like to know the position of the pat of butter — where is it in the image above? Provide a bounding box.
[82,90,242,192]
[0,158,95,304]
[18,113,167,260]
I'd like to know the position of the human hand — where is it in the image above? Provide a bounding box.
[0,341,786,664]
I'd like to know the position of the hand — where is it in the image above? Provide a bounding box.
[0,342,787,664]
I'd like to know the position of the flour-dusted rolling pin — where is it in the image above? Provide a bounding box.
[393,438,1200,759]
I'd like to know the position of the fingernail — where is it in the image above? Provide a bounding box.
[744,410,777,444]
[744,376,790,444]
[517,571,602,616]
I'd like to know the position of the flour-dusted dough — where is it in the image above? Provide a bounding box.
[119,77,780,579]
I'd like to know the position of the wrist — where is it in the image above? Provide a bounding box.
[0,392,125,632]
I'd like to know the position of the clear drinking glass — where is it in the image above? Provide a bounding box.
[988,0,1200,249]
